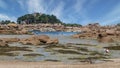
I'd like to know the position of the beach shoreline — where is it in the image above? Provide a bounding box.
[0,59,119,68]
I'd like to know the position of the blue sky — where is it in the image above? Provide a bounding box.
[0,0,120,25]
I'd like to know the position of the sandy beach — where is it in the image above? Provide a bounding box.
[0,59,120,68]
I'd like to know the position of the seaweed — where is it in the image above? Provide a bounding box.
[104,46,120,50]
[23,53,44,56]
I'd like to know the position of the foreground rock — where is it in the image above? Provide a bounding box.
[0,38,20,47]
[20,35,59,45]
[46,39,59,44]
[0,41,8,47]
[0,38,20,43]
[0,35,59,46]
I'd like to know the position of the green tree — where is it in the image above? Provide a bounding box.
[17,13,62,24]
[117,23,120,26]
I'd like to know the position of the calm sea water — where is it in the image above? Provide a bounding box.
[32,30,79,36]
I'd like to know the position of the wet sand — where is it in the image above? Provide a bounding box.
[0,59,120,68]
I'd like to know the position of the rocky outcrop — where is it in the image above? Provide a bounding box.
[0,41,8,47]
[106,30,116,35]
[72,34,80,38]
[20,35,59,45]
[20,39,41,45]
[0,38,20,43]
[97,34,114,43]
[47,38,59,44]
[16,29,31,34]
[0,30,16,34]
[72,23,120,42]
[35,35,50,43]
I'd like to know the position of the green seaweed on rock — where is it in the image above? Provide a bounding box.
[23,53,44,56]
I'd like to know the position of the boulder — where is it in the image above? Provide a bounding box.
[20,39,41,45]
[97,34,114,43]
[116,31,120,36]
[36,35,50,43]
[20,35,50,45]
[21,29,28,34]
[47,38,59,44]
[98,37,114,43]
[106,30,116,35]
[29,39,41,45]
[72,34,80,38]
[0,41,8,47]
[20,35,59,45]
[0,38,20,43]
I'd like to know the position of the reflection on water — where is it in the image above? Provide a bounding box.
[32,31,79,36]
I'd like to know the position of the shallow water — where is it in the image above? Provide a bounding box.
[0,34,120,63]
[32,31,79,36]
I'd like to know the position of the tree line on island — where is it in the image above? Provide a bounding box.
[17,13,82,27]
[0,13,120,26]
[17,13,62,24]
[0,13,82,27]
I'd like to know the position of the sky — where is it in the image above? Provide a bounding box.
[0,0,120,25]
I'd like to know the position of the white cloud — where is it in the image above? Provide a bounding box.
[17,0,25,10]
[27,0,46,13]
[100,3,120,25]
[74,0,86,13]
[0,0,7,9]
[73,0,99,25]
[51,1,65,18]
[0,14,16,22]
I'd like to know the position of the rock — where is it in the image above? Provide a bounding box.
[20,39,41,45]
[0,41,8,47]
[47,38,59,44]
[36,35,50,43]
[20,35,49,45]
[19,39,30,45]
[97,34,114,42]
[20,35,59,45]
[21,29,28,34]
[0,30,15,34]
[0,38,20,43]
[116,31,120,36]
[16,29,28,34]
[30,39,41,45]
[82,27,91,32]
[99,37,114,43]
[72,34,80,38]
[106,30,116,35]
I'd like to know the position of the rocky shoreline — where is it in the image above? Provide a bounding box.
[72,23,120,43]
[0,23,119,66]
[0,35,59,47]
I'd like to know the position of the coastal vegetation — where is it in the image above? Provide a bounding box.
[17,13,62,24]
[62,23,82,27]
[0,20,15,24]
[16,12,82,27]
[117,23,120,26]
